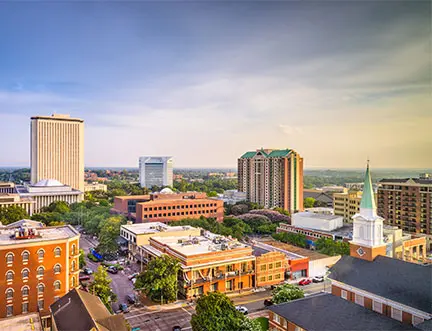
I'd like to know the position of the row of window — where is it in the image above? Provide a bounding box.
[259,273,282,282]
[143,203,218,212]
[5,244,77,264]
[6,299,49,317]
[6,264,64,281]
[5,282,62,299]
[271,313,304,331]
[144,209,217,218]
[259,262,282,271]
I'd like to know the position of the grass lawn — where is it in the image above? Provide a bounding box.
[255,317,269,331]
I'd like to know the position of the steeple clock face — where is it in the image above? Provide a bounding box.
[356,247,366,257]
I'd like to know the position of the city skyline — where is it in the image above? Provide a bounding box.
[0,1,430,168]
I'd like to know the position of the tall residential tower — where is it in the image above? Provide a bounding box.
[139,156,173,188]
[238,148,303,213]
[30,114,84,192]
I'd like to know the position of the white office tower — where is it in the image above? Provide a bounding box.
[139,156,173,188]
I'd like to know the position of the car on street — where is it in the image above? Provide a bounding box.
[264,299,273,307]
[83,267,93,275]
[172,326,182,331]
[128,272,139,280]
[107,266,118,274]
[298,278,312,286]
[126,294,137,304]
[119,303,129,313]
[313,276,324,283]
[235,306,248,315]
[79,274,90,281]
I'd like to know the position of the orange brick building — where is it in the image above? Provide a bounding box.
[0,225,80,321]
[112,191,224,223]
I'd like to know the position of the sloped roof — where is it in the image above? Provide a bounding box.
[268,149,291,157]
[240,151,257,159]
[329,255,432,314]
[240,149,292,159]
[359,164,376,210]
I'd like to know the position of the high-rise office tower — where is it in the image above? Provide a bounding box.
[139,156,173,188]
[238,148,303,213]
[31,114,84,192]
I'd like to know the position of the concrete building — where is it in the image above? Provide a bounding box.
[377,175,432,236]
[333,190,362,222]
[0,225,80,321]
[0,182,16,194]
[292,212,343,232]
[238,148,303,213]
[0,193,35,216]
[16,179,83,212]
[31,114,84,192]
[217,190,247,205]
[112,190,224,223]
[139,156,173,188]
[83,182,107,192]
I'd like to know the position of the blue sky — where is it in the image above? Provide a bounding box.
[0,1,430,168]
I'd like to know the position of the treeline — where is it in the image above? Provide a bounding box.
[173,178,237,195]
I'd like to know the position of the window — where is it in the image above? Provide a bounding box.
[72,277,77,287]
[391,307,402,322]
[72,244,77,256]
[355,294,364,306]
[71,260,76,271]
[273,313,280,323]
[6,271,13,281]
[6,253,13,264]
[54,281,61,290]
[22,251,29,262]
[38,284,45,293]
[275,262,282,268]
[260,265,266,271]
[37,267,44,277]
[210,283,218,292]
[259,276,266,282]
[268,275,273,281]
[37,249,45,259]
[227,264,234,272]
[373,300,382,313]
[6,288,13,299]
[268,263,273,270]
[225,280,233,291]
[54,247,61,257]
[341,290,347,300]
[22,286,29,296]
[22,268,29,279]
[38,299,44,310]
[6,305,13,317]
[412,316,424,325]
[54,264,61,274]
[275,273,281,279]
[22,302,28,314]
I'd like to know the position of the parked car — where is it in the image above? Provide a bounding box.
[83,267,93,275]
[313,276,324,283]
[235,306,248,315]
[264,299,273,307]
[298,279,312,286]
[107,266,118,274]
[131,278,137,285]
[126,294,137,304]
[79,274,90,281]
[119,303,129,313]
[128,273,139,280]
[172,326,182,331]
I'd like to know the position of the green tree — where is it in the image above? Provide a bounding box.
[191,292,246,331]
[273,207,290,216]
[88,266,117,311]
[0,205,29,224]
[303,197,316,208]
[97,216,123,254]
[207,191,218,197]
[43,201,70,214]
[79,249,86,269]
[315,237,350,256]
[272,284,304,304]
[31,212,63,226]
[135,255,180,303]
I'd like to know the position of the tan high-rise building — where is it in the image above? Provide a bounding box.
[31,114,84,192]
[238,148,304,213]
[333,190,362,223]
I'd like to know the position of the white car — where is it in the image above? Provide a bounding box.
[235,306,248,315]
[312,276,324,283]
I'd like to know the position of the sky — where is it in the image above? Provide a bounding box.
[0,1,430,169]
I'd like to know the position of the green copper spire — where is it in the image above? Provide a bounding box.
[360,160,376,210]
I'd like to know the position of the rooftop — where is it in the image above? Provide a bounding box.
[240,148,293,159]
[0,313,42,331]
[379,178,432,185]
[329,255,432,314]
[3,219,44,229]
[115,194,150,200]
[260,239,329,261]
[0,225,79,246]
[121,222,197,235]
[293,212,341,221]
[31,114,84,123]
[268,293,418,331]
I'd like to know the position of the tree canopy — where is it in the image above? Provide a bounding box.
[0,205,29,225]
[97,216,124,254]
[272,232,307,248]
[88,266,117,311]
[303,197,316,208]
[315,237,350,256]
[271,284,304,304]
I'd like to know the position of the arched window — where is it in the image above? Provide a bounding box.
[22,286,29,296]
[6,253,14,263]
[22,251,30,262]
[37,249,45,259]
[71,260,76,271]
[54,247,61,257]
[22,268,29,279]
[6,271,14,281]
[54,281,61,291]
[38,284,44,293]
[72,277,76,287]
[71,244,77,256]
[6,288,13,299]
[37,266,44,277]
[54,264,61,274]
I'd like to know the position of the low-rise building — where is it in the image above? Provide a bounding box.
[218,190,247,205]
[0,225,80,322]
[0,182,16,194]
[292,212,343,232]
[83,182,107,192]
[16,179,83,212]
[0,193,36,216]
[333,190,362,222]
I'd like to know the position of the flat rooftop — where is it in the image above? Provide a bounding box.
[0,313,42,331]
[151,232,250,257]
[121,222,197,235]
[294,212,340,221]
[261,239,329,261]
[115,195,150,200]
[0,225,79,246]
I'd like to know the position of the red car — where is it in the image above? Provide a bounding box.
[298,279,312,286]
[79,275,91,281]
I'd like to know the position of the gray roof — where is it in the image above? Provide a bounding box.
[379,178,432,185]
[303,191,333,202]
[268,293,419,331]
[416,319,432,331]
[329,255,432,314]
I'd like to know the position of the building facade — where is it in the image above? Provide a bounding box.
[0,193,35,216]
[0,225,80,320]
[139,156,173,188]
[83,182,107,192]
[377,175,432,236]
[0,182,16,194]
[333,190,362,223]
[31,114,84,192]
[238,148,304,213]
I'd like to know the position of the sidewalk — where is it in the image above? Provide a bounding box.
[144,300,192,311]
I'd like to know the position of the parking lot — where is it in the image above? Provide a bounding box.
[125,306,194,331]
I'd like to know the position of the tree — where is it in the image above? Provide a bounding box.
[272,284,304,304]
[315,237,350,256]
[88,266,117,311]
[273,207,290,216]
[42,201,70,214]
[79,249,86,269]
[231,204,249,216]
[207,191,218,197]
[97,216,123,254]
[303,197,316,208]
[135,255,180,303]
[31,212,63,226]
[272,232,307,248]
[191,292,246,331]
[0,205,29,224]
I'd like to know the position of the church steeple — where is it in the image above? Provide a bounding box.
[359,160,377,219]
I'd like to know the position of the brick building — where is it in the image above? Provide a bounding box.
[0,225,80,322]
[112,190,224,223]
[377,175,432,236]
